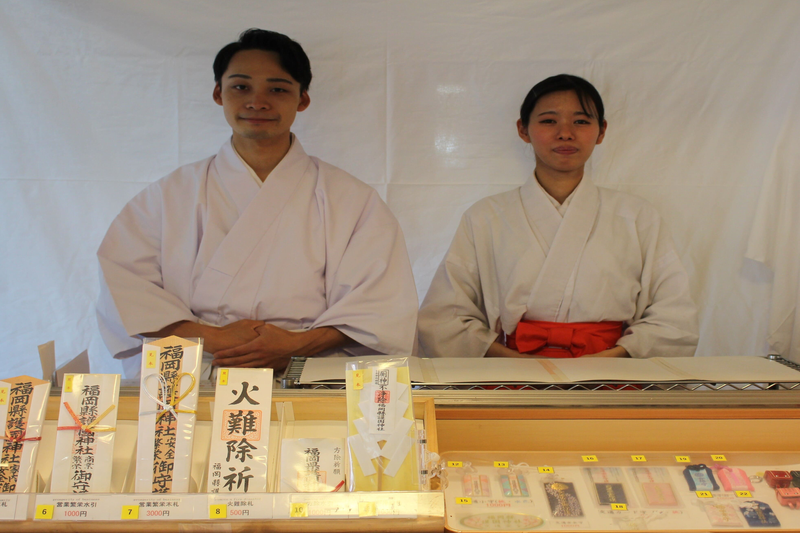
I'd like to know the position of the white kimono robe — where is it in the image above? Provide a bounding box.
[418,176,699,358]
[97,138,418,368]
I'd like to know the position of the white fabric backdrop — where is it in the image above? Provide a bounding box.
[1,0,799,376]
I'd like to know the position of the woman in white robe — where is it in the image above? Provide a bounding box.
[418,74,698,359]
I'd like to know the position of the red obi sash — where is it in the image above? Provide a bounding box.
[506,320,624,358]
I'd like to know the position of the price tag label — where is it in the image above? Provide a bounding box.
[35,505,54,520]
[456,497,472,505]
[121,506,139,520]
[218,369,228,386]
[36,497,107,521]
[125,495,199,520]
[0,387,7,405]
[538,466,555,474]
[611,503,628,511]
[352,370,364,390]
[736,491,752,498]
[358,501,377,517]
[290,503,308,518]
[145,350,157,369]
[208,494,272,520]
[447,461,463,468]
[631,455,646,462]
[696,491,713,498]
[675,455,691,463]
[494,461,509,468]
[582,455,598,462]
[64,374,74,393]
[711,454,727,462]
[0,496,18,520]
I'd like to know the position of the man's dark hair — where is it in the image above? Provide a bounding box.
[519,74,604,128]
[213,28,312,93]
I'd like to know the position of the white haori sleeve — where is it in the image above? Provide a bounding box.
[418,213,499,358]
[616,212,699,358]
[310,185,419,356]
[97,181,199,358]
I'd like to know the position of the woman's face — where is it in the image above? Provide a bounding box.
[517,90,606,179]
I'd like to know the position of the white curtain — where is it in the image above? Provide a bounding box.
[1,0,799,377]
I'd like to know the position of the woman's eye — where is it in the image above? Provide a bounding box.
[575,119,591,124]
[232,84,248,91]
[539,119,556,124]
[270,87,288,93]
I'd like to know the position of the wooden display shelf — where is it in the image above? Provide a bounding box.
[7,387,800,532]
[4,517,445,533]
[428,391,800,532]
[435,406,800,454]
[0,393,442,532]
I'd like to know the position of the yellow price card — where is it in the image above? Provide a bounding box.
[121,506,139,519]
[447,461,463,468]
[352,370,364,390]
[711,454,727,462]
[494,461,509,468]
[0,387,7,406]
[209,504,227,519]
[35,505,54,520]
[358,501,377,517]
[456,497,472,505]
[696,491,713,498]
[64,374,74,393]
[145,349,157,369]
[631,455,646,462]
[582,455,598,462]
[675,455,691,463]
[736,491,752,498]
[538,466,555,474]
[611,503,628,511]
[290,503,308,518]
[218,369,229,386]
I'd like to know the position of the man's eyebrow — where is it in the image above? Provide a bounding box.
[226,74,294,85]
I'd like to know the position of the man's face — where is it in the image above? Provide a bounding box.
[213,49,310,144]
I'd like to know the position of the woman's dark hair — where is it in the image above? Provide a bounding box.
[519,74,604,128]
[213,29,312,93]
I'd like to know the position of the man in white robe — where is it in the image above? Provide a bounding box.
[417,175,699,358]
[97,29,417,376]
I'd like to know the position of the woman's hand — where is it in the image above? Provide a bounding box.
[486,342,526,358]
[582,345,630,358]
[485,317,527,357]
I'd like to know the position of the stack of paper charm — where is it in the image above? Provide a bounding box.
[280,438,346,492]
[0,376,50,493]
[207,368,272,493]
[52,373,121,493]
[135,336,202,493]
[345,358,419,491]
